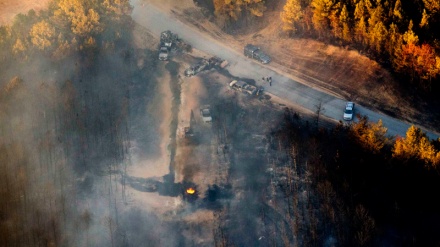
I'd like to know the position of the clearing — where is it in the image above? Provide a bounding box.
[141,0,431,130]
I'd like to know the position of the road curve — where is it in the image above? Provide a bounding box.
[130,0,439,139]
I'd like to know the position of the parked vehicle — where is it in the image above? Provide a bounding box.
[158,46,169,60]
[200,105,212,123]
[343,102,354,121]
[244,44,271,64]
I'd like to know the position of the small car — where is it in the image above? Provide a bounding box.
[200,105,212,123]
[343,102,354,121]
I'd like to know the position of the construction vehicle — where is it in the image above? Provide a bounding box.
[244,44,271,64]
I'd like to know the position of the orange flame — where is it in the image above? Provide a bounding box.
[186,188,195,194]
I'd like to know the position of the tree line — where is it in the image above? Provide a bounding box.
[212,0,269,27]
[281,0,440,90]
[0,0,132,61]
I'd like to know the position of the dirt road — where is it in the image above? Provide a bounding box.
[130,0,438,139]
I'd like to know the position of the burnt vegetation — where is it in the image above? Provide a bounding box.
[271,109,440,246]
[0,0,166,246]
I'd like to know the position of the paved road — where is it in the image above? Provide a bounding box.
[131,0,439,139]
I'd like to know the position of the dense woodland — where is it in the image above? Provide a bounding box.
[212,0,440,91]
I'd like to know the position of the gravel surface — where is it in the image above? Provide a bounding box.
[130,0,439,139]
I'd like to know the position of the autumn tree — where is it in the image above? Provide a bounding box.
[392,0,403,21]
[393,125,440,167]
[422,0,440,13]
[339,4,351,42]
[367,3,387,52]
[214,0,267,24]
[280,0,303,33]
[354,16,368,44]
[420,9,429,28]
[402,20,419,45]
[311,0,339,34]
[52,0,103,52]
[29,20,56,50]
[103,0,132,19]
[350,115,388,154]
[386,22,402,56]
[353,0,369,44]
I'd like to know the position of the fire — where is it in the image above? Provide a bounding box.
[186,188,196,194]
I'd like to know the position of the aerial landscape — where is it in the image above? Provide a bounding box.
[1,0,440,246]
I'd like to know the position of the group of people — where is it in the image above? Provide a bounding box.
[262,76,272,86]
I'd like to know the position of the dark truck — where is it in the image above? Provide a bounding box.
[244,44,271,64]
